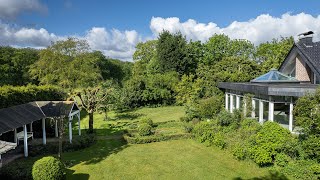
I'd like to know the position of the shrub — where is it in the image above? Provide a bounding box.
[275,153,291,167]
[140,117,153,127]
[301,135,320,162]
[216,110,235,126]
[192,121,225,147]
[0,158,34,180]
[138,123,152,136]
[280,159,320,180]
[197,96,223,119]
[249,122,293,166]
[124,133,193,144]
[232,143,247,160]
[183,123,193,133]
[32,156,65,180]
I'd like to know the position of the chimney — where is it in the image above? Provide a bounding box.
[298,31,314,47]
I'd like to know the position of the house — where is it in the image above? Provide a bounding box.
[218,31,319,133]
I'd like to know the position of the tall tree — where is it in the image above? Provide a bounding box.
[256,37,294,73]
[156,31,189,75]
[30,38,102,89]
[132,40,158,76]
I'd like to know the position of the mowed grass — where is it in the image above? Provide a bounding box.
[77,106,185,136]
[65,139,268,180]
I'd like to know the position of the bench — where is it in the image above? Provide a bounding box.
[16,131,33,145]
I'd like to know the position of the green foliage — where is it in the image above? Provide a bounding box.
[216,110,238,126]
[30,38,102,89]
[133,40,158,76]
[243,94,254,117]
[32,156,65,180]
[275,153,291,167]
[192,121,226,148]
[256,37,294,73]
[301,135,320,162]
[140,117,154,127]
[197,96,224,119]
[0,46,39,86]
[138,123,152,136]
[279,159,320,180]
[124,133,192,144]
[0,85,66,108]
[174,74,203,105]
[249,122,293,166]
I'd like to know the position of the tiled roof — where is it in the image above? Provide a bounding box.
[295,38,320,75]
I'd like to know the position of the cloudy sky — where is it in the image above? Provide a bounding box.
[1,0,320,61]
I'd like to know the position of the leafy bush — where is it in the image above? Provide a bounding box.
[0,158,34,180]
[249,122,293,166]
[232,143,247,160]
[216,110,235,126]
[32,156,65,180]
[275,153,291,167]
[279,159,320,180]
[301,135,320,162]
[197,96,223,119]
[140,117,154,127]
[138,123,152,136]
[0,85,66,108]
[192,121,226,148]
[183,123,194,133]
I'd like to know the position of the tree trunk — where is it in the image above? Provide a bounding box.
[58,118,63,159]
[88,112,94,133]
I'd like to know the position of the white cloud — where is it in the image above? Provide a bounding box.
[150,13,320,44]
[0,0,47,19]
[85,27,140,61]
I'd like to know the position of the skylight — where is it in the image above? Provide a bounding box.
[251,69,299,83]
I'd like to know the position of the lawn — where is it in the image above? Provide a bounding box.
[65,139,268,180]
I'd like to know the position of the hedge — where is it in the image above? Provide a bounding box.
[32,156,65,180]
[124,133,193,144]
[0,85,66,108]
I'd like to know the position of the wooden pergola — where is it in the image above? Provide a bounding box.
[0,101,81,158]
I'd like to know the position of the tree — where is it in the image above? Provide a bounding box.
[30,38,102,89]
[156,31,190,75]
[132,40,158,76]
[256,37,294,73]
[74,84,114,133]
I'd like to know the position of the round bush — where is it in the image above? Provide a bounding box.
[140,117,153,127]
[138,123,152,136]
[32,156,65,180]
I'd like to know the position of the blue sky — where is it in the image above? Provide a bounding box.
[1,0,320,61]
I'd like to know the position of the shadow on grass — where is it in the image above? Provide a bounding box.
[66,169,89,180]
[114,112,143,121]
[234,171,289,180]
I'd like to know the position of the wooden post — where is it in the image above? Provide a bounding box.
[13,128,17,144]
[23,125,28,157]
[55,119,58,137]
[78,113,81,136]
[42,118,46,145]
[69,116,72,143]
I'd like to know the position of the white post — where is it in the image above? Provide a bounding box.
[225,93,229,111]
[69,116,72,143]
[259,100,264,124]
[13,128,17,144]
[55,119,58,137]
[236,95,240,109]
[230,94,234,113]
[243,99,247,117]
[251,99,256,118]
[78,112,81,136]
[42,118,46,145]
[268,99,274,122]
[289,102,293,132]
[30,122,33,132]
[23,125,28,157]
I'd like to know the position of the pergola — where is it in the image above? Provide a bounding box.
[0,101,81,158]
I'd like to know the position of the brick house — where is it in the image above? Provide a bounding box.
[218,32,319,133]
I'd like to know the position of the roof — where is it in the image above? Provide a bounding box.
[218,82,318,97]
[251,69,299,83]
[279,37,320,77]
[0,101,79,134]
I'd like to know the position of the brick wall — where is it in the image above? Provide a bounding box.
[295,55,311,82]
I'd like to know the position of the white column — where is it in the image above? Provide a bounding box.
[268,100,274,122]
[251,99,256,118]
[289,102,293,132]
[243,100,247,117]
[55,119,58,137]
[23,125,28,157]
[30,122,33,132]
[225,93,229,111]
[69,116,72,143]
[230,94,234,113]
[13,128,17,144]
[42,118,46,145]
[236,96,240,109]
[78,112,81,136]
[259,100,264,124]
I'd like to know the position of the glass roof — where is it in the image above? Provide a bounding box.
[251,69,299,83]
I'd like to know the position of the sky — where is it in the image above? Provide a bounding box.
[1,0,320,61]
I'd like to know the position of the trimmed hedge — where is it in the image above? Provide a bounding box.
[32,156,65,180]
[124,133,193,144]
[0,85,66,108]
